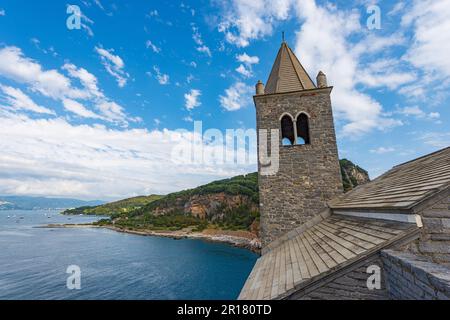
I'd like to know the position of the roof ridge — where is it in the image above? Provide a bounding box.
[393,146,450,169]
[330,146,450,210]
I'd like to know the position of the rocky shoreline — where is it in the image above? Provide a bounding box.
[40,223,261,253]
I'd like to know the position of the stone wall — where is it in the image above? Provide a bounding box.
[295,257,389,300]
[381,250,450,300]
[412,188,450,266]
[255,88,343,247]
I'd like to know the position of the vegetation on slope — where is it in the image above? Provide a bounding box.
[69,159,369,234]
[100,173,260,233]
[63,195,162,216]
[340,159,370,192]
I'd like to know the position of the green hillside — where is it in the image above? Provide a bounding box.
[81,159,369,234]
[63,195,162,216]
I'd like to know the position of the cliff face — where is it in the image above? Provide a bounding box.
[340,159,370,192]
[125,161,370,235]
[82,160,370,238]
[130,173,260,233]
[187,193,258,220]
[152,192,258,220]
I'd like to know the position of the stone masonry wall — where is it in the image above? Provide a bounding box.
[296,256,389,300]
[414,188,450,266]
[255,89,343,247]
[381,250,450,300]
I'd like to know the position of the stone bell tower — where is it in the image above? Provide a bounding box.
[254,40,343,248]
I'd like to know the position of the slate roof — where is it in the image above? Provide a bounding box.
[264,42,316,94]
[330,147,450,211]
[238,215,418,300]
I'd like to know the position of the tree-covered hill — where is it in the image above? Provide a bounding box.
[63,195,162,216]
[65,159,369,235]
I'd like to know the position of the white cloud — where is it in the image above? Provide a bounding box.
[358,69,416,90]
[418,132,450,148]
[0,85,55,115]
[370,147,396,154]
[402,0,450,78]
[30,38,58,57]
[186,74,195,84]
[197,45,212,57]
[93,0,105,11]
[219,82,253,111]
[0,9,5,16]
[235,53,259,78]
[192,24,212,57]
[95,46,129,87]
[183,116,194,122]
[0,46,87,100]
[62,99,102,119]
[401,106,425,117]
[429,112,440,119]
[399,106,441,121]
[146,40,161,53]
[217,0,406,136]
[184,89,201,110]
[236,53,259,65]
[236,64,252,78]
[152,66,170,85]
[291,1,404,137]
[96,100,129,123]
[62,63,103,98]
[0,112,254,199]
[388,2,406,16]
[217,0,292,47]
[0,46,134,125]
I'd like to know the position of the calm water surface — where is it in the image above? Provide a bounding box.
[0,210,258,300]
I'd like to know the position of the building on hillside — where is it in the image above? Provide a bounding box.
[239,40,450,300]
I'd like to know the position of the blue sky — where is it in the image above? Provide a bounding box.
[0,0,449,200]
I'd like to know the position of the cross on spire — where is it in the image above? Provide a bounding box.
[282,31,285,43]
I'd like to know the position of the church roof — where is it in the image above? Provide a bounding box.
[329,147,450,211]
[238,214,418,300]
[264,41,317,94]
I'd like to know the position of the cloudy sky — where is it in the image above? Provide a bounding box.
[0,0,449,200]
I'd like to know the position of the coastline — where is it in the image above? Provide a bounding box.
[41,223,262,253]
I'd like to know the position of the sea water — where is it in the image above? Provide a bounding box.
[0,210,258,300]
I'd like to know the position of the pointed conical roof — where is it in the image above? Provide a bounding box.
[265,41,316,94]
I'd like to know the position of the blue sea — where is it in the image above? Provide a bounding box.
[0,210,258,300]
